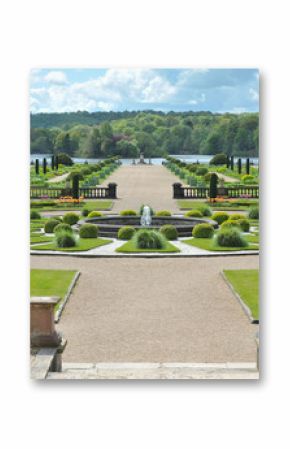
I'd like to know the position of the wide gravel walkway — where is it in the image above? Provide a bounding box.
[31,255,259,363]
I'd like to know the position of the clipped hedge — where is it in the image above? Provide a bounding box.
[81,208,89,217]
[120,210,137,216]
[185,209,203,218]
[248,206,259,219]
[30,210,41,220]
[44,219,61,233]
[192,223,215,239]
[230,214,245,221]
[79,224,99,238]
[211,211,230,224]
[88,211,103,218]
[237,219,250,232]
[117,226,136,240]
[216,228,248,247]
[133,229,166,249]
[55,230,77,248]
[221,219,241,230]
[54,223,73,234]
[159,224,178,240]
[155,210,171,216]
[197,204,212,217]
[63,212,79,225]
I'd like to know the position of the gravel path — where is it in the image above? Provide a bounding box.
[31,255,259,363]
[48,172,70,183]
[103,165,180,212]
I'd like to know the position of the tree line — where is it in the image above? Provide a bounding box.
[31,111,259,158]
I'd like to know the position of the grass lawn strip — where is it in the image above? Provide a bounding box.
[116,240,180,253]
[32,237,112,252]
[183,235,259,252]
[177,199,258,211]
[30,269,77,312]
[30,234,54,244]
[31,200,113,211]
[223,269,259,321]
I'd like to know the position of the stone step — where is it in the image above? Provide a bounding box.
[47,362,259,380]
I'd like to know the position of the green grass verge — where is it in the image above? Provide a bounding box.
[30,200,113,211]
[30,269,77,311]
[116,240,180,253]
[223,269,259,320]
[30,234,54,244]
[31,237,112,252]
[183,235,259,252]
[177,199,259,211]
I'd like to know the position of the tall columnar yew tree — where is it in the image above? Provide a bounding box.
[72,174,79,199]
[238,158,242,174]
[246,157,250,174]
[35,158,39,175]
[51,155,55,170]
[230,156,234,171]
[209,173,218,200]
[43,158,47,174]
[226,155,230,168]
[55,155,59,171]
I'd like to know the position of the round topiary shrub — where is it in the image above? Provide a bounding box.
[248,206,259,219]
[211,212,230,225]
[88,211,103,218]
[133,229,166,249]
[81,208,89,217]
[30,210,41,219]
[185,209,203,218]
[139,205,154,216]
[159,224,178,240]
[216,228,248,247]
[54,223,73,234]
[221,219,241,230]
[44,219,61,233]
[155,210,171,216]
[55,230,77,248]
[209,153,228,165]
[63,212,79,225]
[117,226,136,240]
[120,210,137,216]
[241,174,255,184]
[79,223,99,238]
[237,219,250,232]
[230,214,245,221]
[196,167,208,176]
[196,204,212,217]
[192,223,214,238]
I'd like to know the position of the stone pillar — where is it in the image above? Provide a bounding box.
[173,182,183,199]
[108,182,117,198]
[30,297,61,348]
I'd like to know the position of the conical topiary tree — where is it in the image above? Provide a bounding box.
[209,173,218,201]
[55,155,59,171]
[51,155,55,170]
[35,159,39,175]
[246,158,250,174]
[43,158,47,174]
[226,155,230,168]
[72,174,79,199]
[238,158,242,174]
[230,156,234,171]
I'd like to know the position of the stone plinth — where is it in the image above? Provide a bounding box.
[30,297,61,348]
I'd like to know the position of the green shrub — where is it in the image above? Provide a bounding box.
[241,174,255,184]
[63,212,79,225]
[192,223,214,238]
[118,226,136,240]
[55,152,74,166]
[221,219,241,230]
[209,153,228,165]
[133,229,166,249]
[156,210,171,216]
[248,206,259,219]
[88,211,103,218]
[230,214,245,221]
[196,167,208,176]
[54,223,73,234]
[81,208,89,217]
[216,228,248,247]
[79,224,98,238]
[120,209,137,216]
[196,204,212,216]
[44,219,61,233]
[211,212,230,224]
[30,210,41,219]
[185,209,203,218]
[160,225,178,240]
[55,230,77,248]
[237,219,250,232]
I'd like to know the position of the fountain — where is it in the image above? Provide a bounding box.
[140,205,152,226]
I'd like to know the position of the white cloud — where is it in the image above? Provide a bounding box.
[44,71,68,85]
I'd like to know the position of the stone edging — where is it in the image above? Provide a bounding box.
[54,271,80,323]
[31,251,259,259]
[220,271,259,324]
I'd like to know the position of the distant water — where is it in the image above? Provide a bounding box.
[30,154,259,166]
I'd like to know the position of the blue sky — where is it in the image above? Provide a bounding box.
[30,68,259,114]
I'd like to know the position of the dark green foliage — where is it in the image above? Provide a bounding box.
[139,205,154,216]
[35,159,39,174]
[246,158,250,174]
[79,224,99,238]
[72,174,79,199]
[55,230,76,248]
[120,210,137,216]
[159,224,178,240]
[248,206,259,219]
[81,208,89,217]
[55,153,73,166]
[226,155,230,168]
[216,228,248,247]
[43,158,47,174]
[192,223,215,238]
[55,155,59,170]
[196,204,212,217]
[63,212,79,225]
[155,210,171,216]
[230,156,234,170]
[209,153,228,165]
[209,173,218,199]
[237,219,250,232]
[44,219,61,233]
[117,226,136,240]
[237,158,242,174]
[133,229,166,249]
[51,155,55,170]
[196,167,208,176]
[185,210,203,218]
[211,212,230,224]
[30,210,41,219]
[54,223,73,234]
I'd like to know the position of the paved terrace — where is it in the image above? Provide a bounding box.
[31,255,259,364]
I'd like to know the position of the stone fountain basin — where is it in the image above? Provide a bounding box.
[78,215,218,238]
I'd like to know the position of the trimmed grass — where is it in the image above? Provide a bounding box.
[30,200,113,211]
[224,269,259,320]
[177,199,259,211]
[31,237,112,252]
[30,234,54,244]
[183,235,259,252]
[116,240,180,253]
[30,269,77,311]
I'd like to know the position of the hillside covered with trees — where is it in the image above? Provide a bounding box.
[30,111,259,158]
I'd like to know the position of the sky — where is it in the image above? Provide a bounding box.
[30,68,259,114]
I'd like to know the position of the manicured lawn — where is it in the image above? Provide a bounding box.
[116,240,180,253]
[183,235,259,252]
[223,269,259,320]
[32,237,112,252]
[177,199,259,211]
[30,200,113,211]
[30,234,54,244]
[30,269,77,310]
